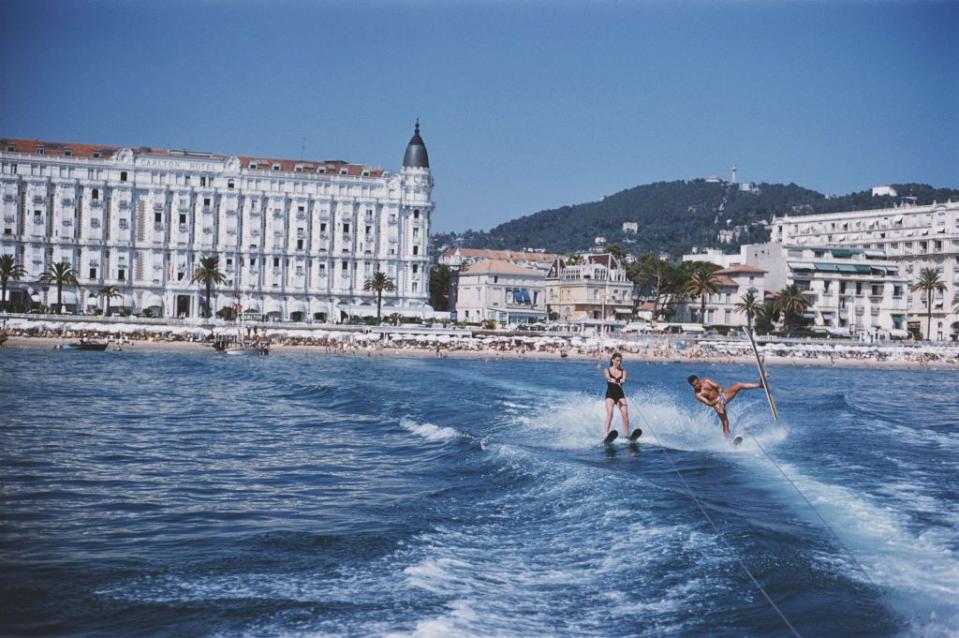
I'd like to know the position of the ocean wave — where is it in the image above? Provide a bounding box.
[400,418,460,442]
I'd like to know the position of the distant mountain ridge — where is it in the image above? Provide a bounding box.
[433,181,959,258]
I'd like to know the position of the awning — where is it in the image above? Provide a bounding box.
[262,298,283,315]
[286,299,307,314]
[864,250,886,258]
[814,263,840,272]
[789,262,816,270]
[835,264,858,273]
[141,292,164,309]
[829,248,855,258]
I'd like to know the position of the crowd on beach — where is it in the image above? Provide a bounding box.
[2,317,958,368]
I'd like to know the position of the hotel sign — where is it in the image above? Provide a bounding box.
[136,156,223,172]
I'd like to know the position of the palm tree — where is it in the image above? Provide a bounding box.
[38,261,79,314]
[735,288,761,332]
[95,285,122,316]
[774,283,810,329]
[190,256,226,319]
[912,267,946,340]
[363,271,396,323]
[1,254,27,312]
[685,263,721,324]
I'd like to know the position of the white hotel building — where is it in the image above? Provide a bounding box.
[0,123,434,322]
[770,201,959,340]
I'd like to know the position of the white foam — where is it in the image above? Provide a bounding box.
[400,418,459,442]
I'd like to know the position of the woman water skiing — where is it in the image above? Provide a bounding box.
[603,352,631,440]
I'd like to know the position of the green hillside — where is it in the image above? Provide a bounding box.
[433,181,959,258]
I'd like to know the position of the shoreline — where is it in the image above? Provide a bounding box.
[4,335,956,371]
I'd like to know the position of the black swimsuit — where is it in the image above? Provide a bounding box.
[605,369,625,404]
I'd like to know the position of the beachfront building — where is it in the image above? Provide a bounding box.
[770,201,959,340]
[0,123,434,322]
[545,253,633,325]
[454,259,546,326]
[438,247,558,273]
[673,264,768,327]
[682,243,911,336]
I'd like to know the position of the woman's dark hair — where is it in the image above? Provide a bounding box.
[610,352,622,365]
[687,375,699,384]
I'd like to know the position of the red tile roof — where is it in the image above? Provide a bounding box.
[717,264,766,275]
[444,248,559,263]
[461,259,543,276]
[0,137,384,176]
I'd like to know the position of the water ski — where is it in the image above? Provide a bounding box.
[604,430,619,444]
[628,429,642,441]
[746,328,778,420]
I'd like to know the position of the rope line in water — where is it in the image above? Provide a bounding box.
[747,434,878,589]
[630,407,804,638]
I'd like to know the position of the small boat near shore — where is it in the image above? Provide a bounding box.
[65,340,109,351]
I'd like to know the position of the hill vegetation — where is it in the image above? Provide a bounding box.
[433,181,959,258]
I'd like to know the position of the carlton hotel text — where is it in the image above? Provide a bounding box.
[0,124,434,321]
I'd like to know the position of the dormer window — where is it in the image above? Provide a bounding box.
[36,146,45,155]
[5,145,13,152]
[294,164,304,173]
[339,168,348,176]
[64,148,73,157]
[248,161,258,169]
[93,151,101,159]
[317,167,326,174]
[362,170,370,177]
[272,163,281,171]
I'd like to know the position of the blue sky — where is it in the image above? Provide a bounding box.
[1,0,956,232]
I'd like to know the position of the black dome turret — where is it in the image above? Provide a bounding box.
[402,119,429,169]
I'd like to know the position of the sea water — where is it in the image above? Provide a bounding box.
[1,348,957,637]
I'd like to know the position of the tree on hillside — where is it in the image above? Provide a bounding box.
[1,255,27,312]
[429,264,453,311]
[605,244,628,260]
[685,262,722,324]
[773,284,810,330]
[912,267,946,340]
[94,285,122,316]
[363,271,396,323]
[735,288,761,331]
[190,256,226,319]
[38,261,79,314]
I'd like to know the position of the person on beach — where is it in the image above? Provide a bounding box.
[687,374,766,438]
[603,352,630,438]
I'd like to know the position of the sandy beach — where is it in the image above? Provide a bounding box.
[5,334,956,371]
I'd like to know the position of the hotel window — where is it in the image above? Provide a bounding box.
[203,198,211,207]
[33,210,43,224]
[155,212,162,223]
[343,223,350,233]
[250,258,257,266]
[119,219,129,230]
[365,225,372,235]
[227,179,235,189]
[413,246,419,255]
[339,168,348,175]
[413,209,420,220]
[273,257,280,268]
[118,268,126,280]
[92,189,99,200]
[5,145,13,152]
[93,151,101,158]
[179,213,187,224]
[272,164,281,171]
[36,146,44,155]
[89,267,97,279]
[320,223,327,232]
[342,260,349,269]
[120,171,128,182]
[297,239,304,250]
[64,148,72,157]
[200,176,207,187]
[412,264,418,274]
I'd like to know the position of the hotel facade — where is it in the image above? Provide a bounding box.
[0,124,434,322]
[770,201,959,340]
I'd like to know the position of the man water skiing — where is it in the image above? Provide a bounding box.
[687,373,766,440]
